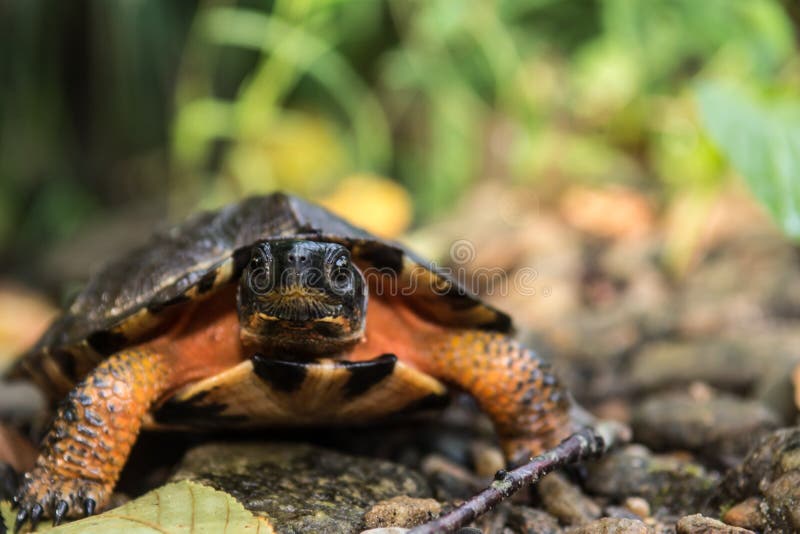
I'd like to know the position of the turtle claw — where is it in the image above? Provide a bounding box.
[83,498,96,517]
[29,504,43,530]
[53,500,69,526]
[14,508,27,534]
[13,468,108,530]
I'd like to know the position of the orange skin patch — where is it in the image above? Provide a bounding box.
[15,290,245,522]
[153,287,245,397]
[15,346,171,522]
[354,297,573,460]
[17,289,572,523]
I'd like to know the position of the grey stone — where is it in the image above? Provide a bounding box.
[172,442,432,534]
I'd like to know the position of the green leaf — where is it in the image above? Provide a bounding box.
[2,500,14,533]
[696,81,800,239]
[2,481,274,533]
[200,7,391,170]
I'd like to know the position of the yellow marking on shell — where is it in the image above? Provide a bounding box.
[23,260,237,402]
[157,359,447,428]
[398,257,501,327]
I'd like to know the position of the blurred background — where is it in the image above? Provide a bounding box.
[5,6,800,524]
[1,0,799,368]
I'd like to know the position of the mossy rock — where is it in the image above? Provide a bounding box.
[171,442,433,534]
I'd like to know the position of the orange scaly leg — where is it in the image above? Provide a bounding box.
[14,347,171,530]
[422,331,574,465]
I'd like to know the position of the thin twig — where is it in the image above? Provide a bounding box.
[409,421,627,534]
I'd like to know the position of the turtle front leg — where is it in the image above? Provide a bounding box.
[14,347,171,530]
[422,331,574,465]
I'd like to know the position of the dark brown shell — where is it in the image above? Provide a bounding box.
[9,193,511,397]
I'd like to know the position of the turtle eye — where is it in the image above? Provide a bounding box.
[328,251,353,294]
[247,246,273,294]
[250,243,272,266]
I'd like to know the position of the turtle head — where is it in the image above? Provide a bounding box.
[237,240,367,357]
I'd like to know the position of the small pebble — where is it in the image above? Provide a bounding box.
[721,497,763,530]
[605,506,642,521]
[360,529,409,534]
[566,517,651,533]
[592,399,631,424]
[507,506,561,534]
[471,441,505,478]
[623,497,650,519]
[540,472,601,526]
[586,447,715,515]
[363,496,442,529]
[688,382,713,402]
[632,392,779,462]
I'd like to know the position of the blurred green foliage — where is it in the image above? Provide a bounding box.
[0,0,797,279]
[698,82,800,239]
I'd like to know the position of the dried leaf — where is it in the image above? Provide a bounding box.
[559,185,654,240]
[0,283,57,375]
[2,481,274,533]
[319,174,412,238]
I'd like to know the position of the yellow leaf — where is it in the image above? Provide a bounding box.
[319,174,413,238]
[2,481,275,534]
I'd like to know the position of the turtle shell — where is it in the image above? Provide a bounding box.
[9,193,511,401]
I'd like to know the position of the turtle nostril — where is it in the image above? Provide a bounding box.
[287,251,310,267]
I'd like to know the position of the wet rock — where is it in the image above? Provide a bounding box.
[596,239,675,338]
[547,308,642,364]
[714,427,798,500]
[676,227,793,337]
[506,506,562,534]
[586,445,717,515]
[629,341,761,394]
[632,392,779,464]
[675,514,754,533]
[760,469,800,533]
[720,498,763,531]
[714,427,800,533]
[566,517,652,533]
[539,472,601,526]
[542,308,643,401]
[363,496,441,529]
[172,442,432,534]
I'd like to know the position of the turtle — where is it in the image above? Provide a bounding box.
[6,192,573,529]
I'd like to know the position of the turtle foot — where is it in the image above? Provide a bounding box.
[13,468,106,531]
